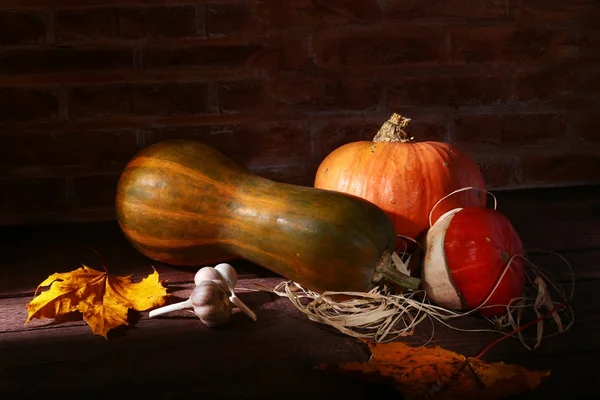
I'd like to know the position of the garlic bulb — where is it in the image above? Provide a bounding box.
[215,263,237,289]
[149,263,257,326]
[215,263,257,322]
[148,279,233,327]
[191,280,232,327]
[194,266,221,286]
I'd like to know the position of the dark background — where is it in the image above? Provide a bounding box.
[1,0,599,226]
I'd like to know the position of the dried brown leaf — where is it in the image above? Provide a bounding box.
[26,265,168,338]
[318,341,550,400]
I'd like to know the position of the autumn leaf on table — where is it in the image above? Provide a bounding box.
[25,265,169,338]
[318,341,550,400]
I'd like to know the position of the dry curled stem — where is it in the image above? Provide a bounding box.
[373,113,414,143]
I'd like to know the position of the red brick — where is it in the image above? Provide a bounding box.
[247,31,315,71]
[578,113,600,142]
[143,44,264,69]
[453,114,502,145]
[147,125,211,145]
[454,113,567,145]
[449,27,511,63]
[518,153,600,184]
[315,119,382,157]
[582,69,600,97]
[220,77,380,114]
[252,161,320,186]
[277,35,314,70]
[0,130,138,170]
[56,6,197,42]
[517,0,600,28]
[385,0,511,22]
[219,80,265,114]
[68,83,212,118]
[0,47,133,75]
[271,76,380,113]
[502,113,567,144]
[0,11,46,45]
[146,122,311,163]
[514,64,600,106]
[72,174,121,209]
[314,28,445,67]
[206,2,269,37]
[0,87,59,122]
[0,177,66,214]
[580,30,600,61]
[277,0,381,26]
[385,74,511,108]
[316,116,446,157]
[449,27,578,63]
[509,29,579,60]
[407,116,447,142]
[475,157,513,188]
[515,65,569,103]
[0,0,189,6]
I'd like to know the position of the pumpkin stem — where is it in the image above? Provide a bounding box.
[373,113,414,143]
[373,251,421,291]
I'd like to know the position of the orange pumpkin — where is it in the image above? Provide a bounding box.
[314,113,487,244]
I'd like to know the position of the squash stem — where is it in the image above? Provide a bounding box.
[373,252,421,291]
[373,113,414,143]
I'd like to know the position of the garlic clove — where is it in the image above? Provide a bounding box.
[149,280,233,328]
[150,264,256,325]
[197,299,232,328]
[190,280,233,328]
[214,263,257,322]
[214,263,238,289]
[194,266,222,286]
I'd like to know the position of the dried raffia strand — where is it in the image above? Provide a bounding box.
[266,250,574,348]
[269,280,432,342]
[428,186,498,228]
[260,187,576,351]
[493,251,575,351]
[474,303,566,359]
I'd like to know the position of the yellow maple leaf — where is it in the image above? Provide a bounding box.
[319,341,550,400]
[25,265,169,338]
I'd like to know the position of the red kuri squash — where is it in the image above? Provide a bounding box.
[314,114,487,243]
[422,206,526,317]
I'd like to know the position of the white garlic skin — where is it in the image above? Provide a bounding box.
[190,280,232,327]
[194,266,222,286]
[214,263,238,289]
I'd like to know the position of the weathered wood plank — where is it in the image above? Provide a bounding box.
[0,277,282,334]
[1,273,597,399]
[0,286,393,399]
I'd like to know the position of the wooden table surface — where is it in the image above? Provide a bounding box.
[1,184,599,400]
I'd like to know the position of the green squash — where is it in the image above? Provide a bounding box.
[115,140,419,293]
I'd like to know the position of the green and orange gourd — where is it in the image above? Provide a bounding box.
[115,139,420,294]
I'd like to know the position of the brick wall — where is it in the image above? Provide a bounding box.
[0,0,599,225]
